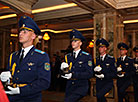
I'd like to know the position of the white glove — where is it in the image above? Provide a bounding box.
[95,74,104,78]
[61,73,72,79]
[94,66,102,72]
[5,86,20,95]
[117,74,124,77]
[60,62,69,70]
[117,67,122,72]
[0,71,11,82]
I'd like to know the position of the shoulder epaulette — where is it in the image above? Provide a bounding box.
[127,57,132,59]
[12,51,18,55]
[107,55,114,58]
[82,51,89,55]
[34,49,45,54]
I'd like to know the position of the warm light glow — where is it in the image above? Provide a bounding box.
[0,3,77,19]
[0,14,17,20]
[0,6,10,9]
[89,40,94,48]
[123,19,138,24]
[10,42,12,45]
[10,34,18,37]
[32,3,77,14]
[41,28,94,33]
[43,32,50,40]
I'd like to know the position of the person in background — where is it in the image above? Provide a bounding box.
[93,38,117,102]
[0,15,51,102]
[132,46,138,102]
[116,42,134,102]
[60,29,93,102]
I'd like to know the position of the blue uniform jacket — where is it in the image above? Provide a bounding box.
[65,50,93,96]
[117,56,134,88]
[132,58,138,86]
[93,54,117,96]
[7,46,51,97]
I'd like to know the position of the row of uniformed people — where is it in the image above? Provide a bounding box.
[0,15,137,102]
[60,29,138,102]
[93,38,138,102]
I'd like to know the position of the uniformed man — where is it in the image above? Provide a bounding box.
[60,29,93,102]
[0,16,51,102]
[117,42,134,102]
[93,38,117,102]
[132,46,138,102]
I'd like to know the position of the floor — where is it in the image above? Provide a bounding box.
[42,91,135,102]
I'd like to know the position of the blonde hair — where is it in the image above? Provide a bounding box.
[33,35,39,46]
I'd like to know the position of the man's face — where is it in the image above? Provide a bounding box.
[135,52,138,57]
[98,46,107,54]
[120,49,127,56]
[71,40,82,50]
[19,30,36,45]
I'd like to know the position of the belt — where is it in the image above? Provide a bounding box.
[70,78,76,80]
[12,84,27,88]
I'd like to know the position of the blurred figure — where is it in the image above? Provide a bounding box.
[117,42,134,102]
[93,38,117,102]
[132,46,138,102]
[60,29,93,102]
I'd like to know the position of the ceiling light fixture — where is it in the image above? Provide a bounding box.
[41,27,94,33]
[0,3,77,19]
[32,3,77,14]
[0,14,17,19]
[123,19,138,24]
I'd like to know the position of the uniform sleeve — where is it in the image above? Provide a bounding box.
[20,53,51,96]
[104,58,117,79]
[72,55,93,80]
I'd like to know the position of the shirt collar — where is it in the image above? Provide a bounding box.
[73,49,81,58]
[121,55,126,61]
[21,45,34,58]
[100,54,106,60]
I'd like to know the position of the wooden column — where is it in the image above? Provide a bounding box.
[93,10,124,59]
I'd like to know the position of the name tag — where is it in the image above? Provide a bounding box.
[78,61,83,64]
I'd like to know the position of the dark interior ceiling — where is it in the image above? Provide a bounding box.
[1,0,138,32]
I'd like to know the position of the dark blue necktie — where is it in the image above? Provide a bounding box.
[20,49,24,63]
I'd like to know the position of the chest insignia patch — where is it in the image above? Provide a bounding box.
[88,61,92,66]
[45,63,50,71]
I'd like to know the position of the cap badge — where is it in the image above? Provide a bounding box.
[22,24,25,27]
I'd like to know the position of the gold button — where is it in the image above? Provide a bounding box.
[72,82,74,84]
[28,68,31,70]
[17,70,20,73]
[16,78,19,80]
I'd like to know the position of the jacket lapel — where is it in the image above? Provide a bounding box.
[19,46,35,66]
[72,50,82,65]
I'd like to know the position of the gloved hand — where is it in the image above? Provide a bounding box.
[117,74,124,77]
[60,62,69,70]
[95,74,104,78]
[0,71,11,82]
[5,86,20,95]
[94,66,102,72]
[117,67,122,72]
[61,73,72,79]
